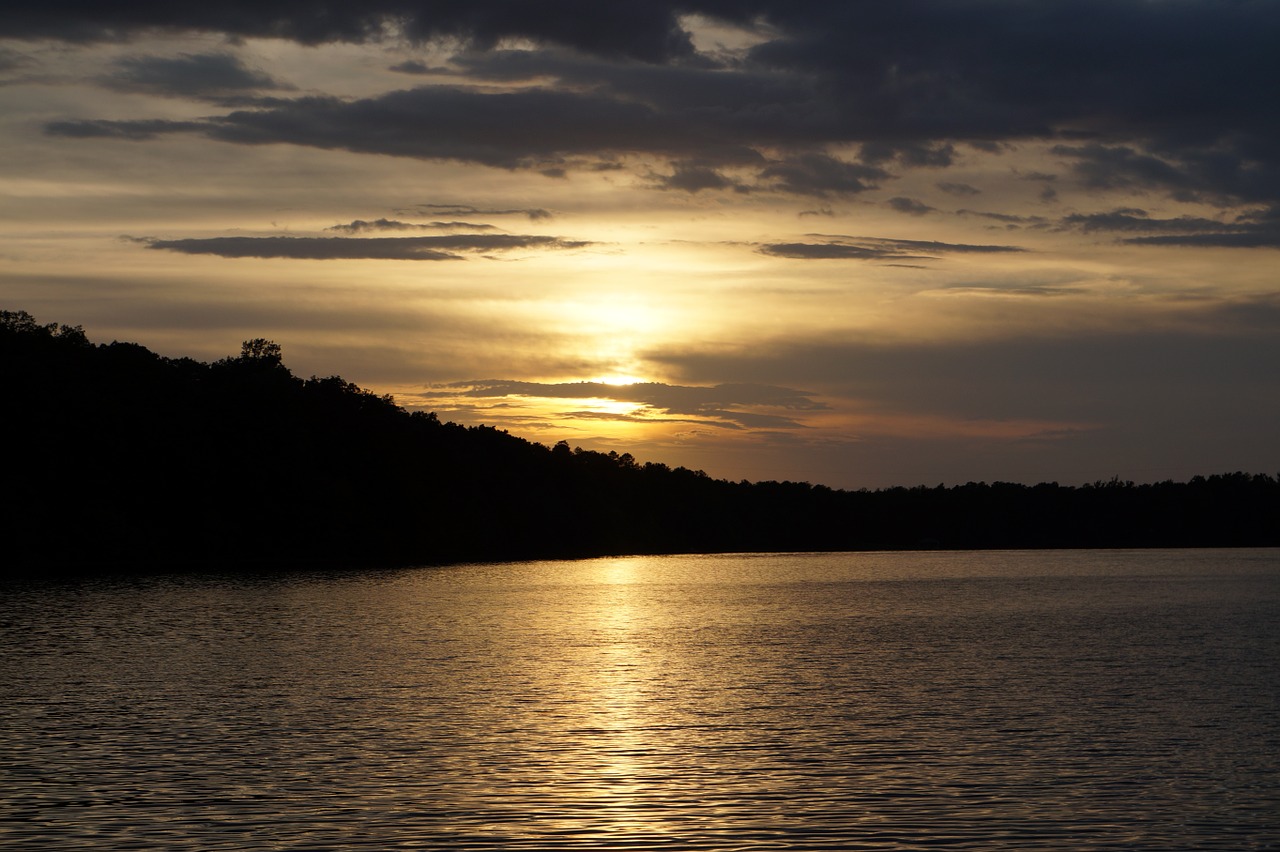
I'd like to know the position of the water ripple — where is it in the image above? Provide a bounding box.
[3,550,1278,849]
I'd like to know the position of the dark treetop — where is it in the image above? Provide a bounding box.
[4,309,1277,574]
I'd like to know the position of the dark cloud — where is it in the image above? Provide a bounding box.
[937,182,981,197]
[654,162,742,193]
[860,142,956,168]
[143,234,590,260]
[425,379,827,430]
[880,238,1024,255]
[2,2,704,62]
[1052,144,1200,196]
[1060,207,1280,249]
[102,53,287,98]
[446,47,810,117]
[1052,143,1280,206]
[748,1,1279,143]
[44,86,874,196]
[404,203,553,221]
[327,219,497,233]
[1062,210,1230,234]
[957,210,1050,228]
[388,60,447,75]
[761,243,897,261]
[29,1,1280,207]
[887,197,935,216]
[757,153,886,197]
[1019,170,1060,203]
[105,86,757,170]
[761,234,1024,261]
[1123,232,1280,250]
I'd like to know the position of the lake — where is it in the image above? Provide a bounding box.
[3,549,1278,850]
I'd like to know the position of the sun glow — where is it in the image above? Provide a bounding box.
[574,396,646,418]
[591,373,645,386]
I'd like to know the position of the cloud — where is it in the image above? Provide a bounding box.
[1062,210,1229,234]
[1123,232,1280,250]
[757,153,886,197]
[388,60,447,75]
[142,234,591,260]
[761,243,901,261]
[957,209,1050,228]
[653,162,743,193]
[165,86,762,169]
[645,301,1280,428]
[101,53,287,99]
[1052,143,1280,207]
[887,197,935,216]
[403,204,552,221]
[2,2,705,61]
[937,182,981,197]
[326,219,497,233]
[860,142,955,168]
[422,379,827,430]
[25,0,1280,227]
[931,285,1078,299]
[32,2,1280,211]
[1052,144,1200,196]
[760,234,1025,261]
[44,89,883,197]
[1060,207,1280,249]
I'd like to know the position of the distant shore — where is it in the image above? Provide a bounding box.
[5,309,1278,575]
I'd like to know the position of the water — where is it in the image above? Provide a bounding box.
[3,549,1278,850]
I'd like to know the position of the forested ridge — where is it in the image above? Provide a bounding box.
[4,309,1278,574]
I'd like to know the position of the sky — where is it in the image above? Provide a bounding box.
[2,1,1278,489]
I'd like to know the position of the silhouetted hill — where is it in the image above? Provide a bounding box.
[4,309,1278,574]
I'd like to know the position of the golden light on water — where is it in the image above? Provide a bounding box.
[536,558,678,839]
[583,562,670,838]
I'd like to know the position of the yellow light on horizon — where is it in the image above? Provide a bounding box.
[575,396,646,419]
[591,374,646,387]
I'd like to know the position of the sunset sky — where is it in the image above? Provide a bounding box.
[3,1,1278,488]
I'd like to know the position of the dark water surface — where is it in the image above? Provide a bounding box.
[3,549,1278,850]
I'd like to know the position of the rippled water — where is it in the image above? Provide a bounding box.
[3,549,1278,850]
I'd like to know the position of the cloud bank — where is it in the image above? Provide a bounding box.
[31,1,1280,212]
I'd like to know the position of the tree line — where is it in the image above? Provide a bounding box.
[4,309,1277,574]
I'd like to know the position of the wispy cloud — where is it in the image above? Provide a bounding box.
[326,219,498,234]
[142,234,591,260]
[420,379,828,430]
[1059,207,1280,248]
[760,235,1025,261]
[100,52,290,100]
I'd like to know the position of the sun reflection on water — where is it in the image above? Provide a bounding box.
[570,559,664,835]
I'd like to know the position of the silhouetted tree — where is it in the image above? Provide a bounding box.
[240,337,283,364]
[4,308,1279,576]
